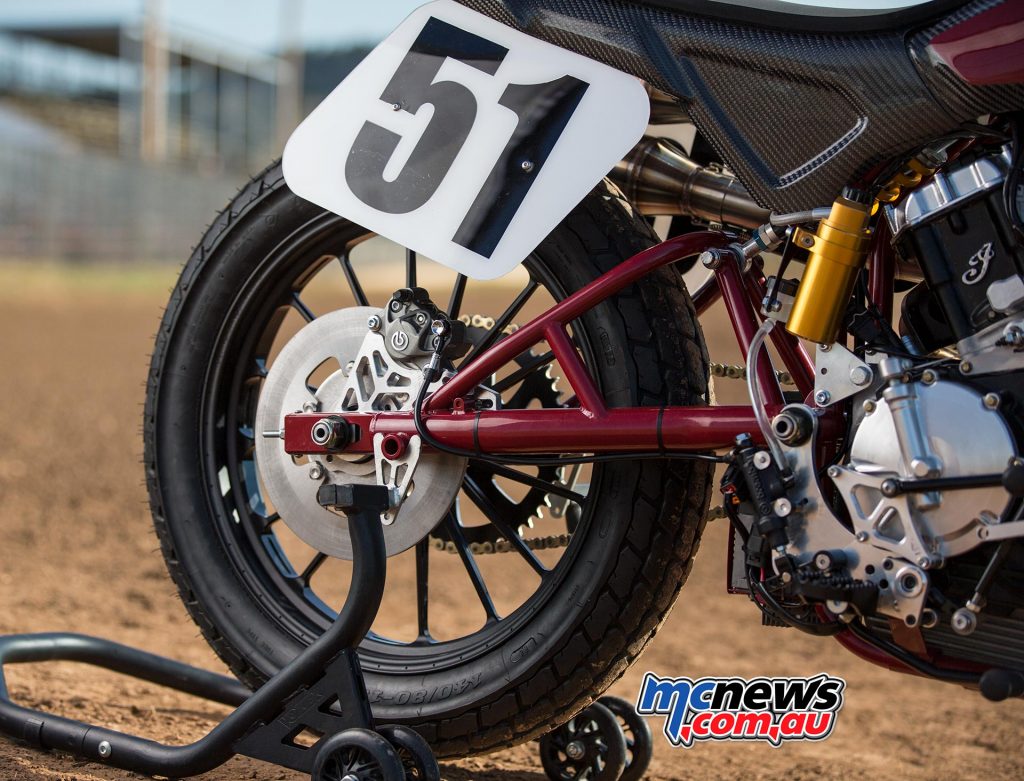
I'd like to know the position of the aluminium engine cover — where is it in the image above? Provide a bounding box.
[848,378,1014,560]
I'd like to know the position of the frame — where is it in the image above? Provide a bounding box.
[283,229,849,458]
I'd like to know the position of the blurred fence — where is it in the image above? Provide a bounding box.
[0,141,245,263]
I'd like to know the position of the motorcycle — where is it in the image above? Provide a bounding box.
[143,0,1024,760]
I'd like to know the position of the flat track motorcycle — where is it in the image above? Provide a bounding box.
[145,0,1024,757]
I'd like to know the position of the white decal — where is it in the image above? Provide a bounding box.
[283,0,650,280]
[962,242,995,286]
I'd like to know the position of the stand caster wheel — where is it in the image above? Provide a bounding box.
[312,728,405,781]
[378,724,441,781]
[598,696,653,781]
[539,701,627,781]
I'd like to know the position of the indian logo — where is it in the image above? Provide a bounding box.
[962,241,995,286]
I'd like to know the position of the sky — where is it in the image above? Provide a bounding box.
[0,1,425,52]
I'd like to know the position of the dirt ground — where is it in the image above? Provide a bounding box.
[0,262,1021,781]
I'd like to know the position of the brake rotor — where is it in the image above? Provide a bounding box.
[254,307,466,559]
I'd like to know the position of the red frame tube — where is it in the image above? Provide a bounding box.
[744,259,816,398]
[714,255,784,406]
[285,405,803,455]
[868,220,895,324]
[428,231,730,412]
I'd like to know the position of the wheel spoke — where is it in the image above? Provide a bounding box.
[299,551,327,585]
[443,511,499,622]
[415,539,431,642]
[338,251,369,306]
[463,475,549,576]
[479,461,586,505]
[447,273,467,319]
[406,248,417,288]
[462,279,539,364]
[493,350,555,393]
[290,291,316,323]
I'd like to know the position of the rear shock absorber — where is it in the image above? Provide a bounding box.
[786,187,873,344]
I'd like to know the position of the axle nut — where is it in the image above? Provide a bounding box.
[310,416,352,450]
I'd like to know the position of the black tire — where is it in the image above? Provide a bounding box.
[598,696,653,781]
[538,702,627,781]
[378,724,441,781]
[144,160,713,758]
[313,728,405,781]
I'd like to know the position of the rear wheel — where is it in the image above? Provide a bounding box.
[144,161,714,756]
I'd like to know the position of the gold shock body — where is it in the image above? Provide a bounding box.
[785,194,873,343]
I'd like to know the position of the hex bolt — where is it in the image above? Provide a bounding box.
[773,497,793,517]
[98,741,112,759]
[391,102,402,111]
[798,234,814,248]
[983,392,1000,410]
[827,465,841,479]
[753,451,772,470]
[814,389,831,406]
[910,458,935,478]
[855,531,869,543]
[520,160,535,173]
[699,249,723,269]
[951,607,978,636]
[302,400,318,413]
[881,478,899,497]
[862,399,877,415]
[309,463,324,480]
[565,740,586,760]
[921,369,937,385]
[849,365,873,387]
[920,608,939,628]
[960,360,973,375]
[367,314,382,332]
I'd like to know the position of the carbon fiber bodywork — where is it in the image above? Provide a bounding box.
[455,0,1024,212]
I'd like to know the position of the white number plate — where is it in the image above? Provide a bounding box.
[283,0,649,280]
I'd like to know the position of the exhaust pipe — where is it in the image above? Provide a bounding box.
[610,136,770,230]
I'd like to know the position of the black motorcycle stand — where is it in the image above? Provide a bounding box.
[0,483,438,781]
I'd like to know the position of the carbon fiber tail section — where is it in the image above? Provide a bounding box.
[455,0,1024,212]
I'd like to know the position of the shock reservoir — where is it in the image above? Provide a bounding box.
[786,189,873,344]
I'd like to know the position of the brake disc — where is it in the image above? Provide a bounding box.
[254,307,466,559]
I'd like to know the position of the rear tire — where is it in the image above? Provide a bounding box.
[144,161,714,757]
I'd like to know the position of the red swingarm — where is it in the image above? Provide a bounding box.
[282,230,838,459]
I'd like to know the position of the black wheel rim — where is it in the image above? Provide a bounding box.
[200,211,608,675]
[541,710,618,780]
[322,745,387,781]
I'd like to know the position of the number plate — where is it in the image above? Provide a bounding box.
[283,0,649,280]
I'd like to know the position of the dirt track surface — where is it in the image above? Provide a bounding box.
[0,265,1021,781]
